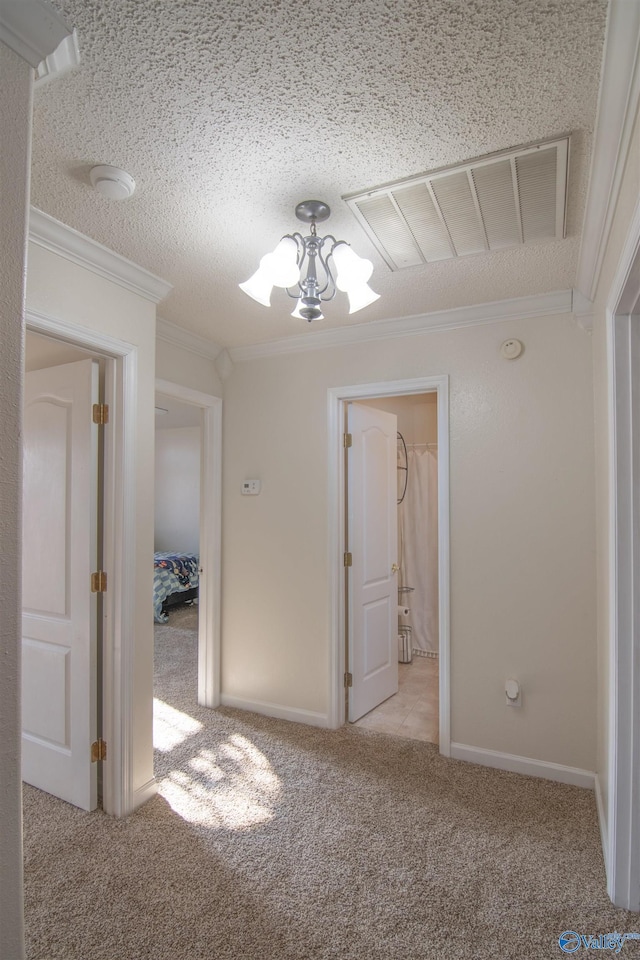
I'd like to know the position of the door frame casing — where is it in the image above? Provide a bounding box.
[605,197,640,910]
[155,379,222,707]
[328,376,451,754]
[25,309,137,817]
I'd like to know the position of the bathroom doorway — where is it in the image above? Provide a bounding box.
[352,392,439,743]
[327,376,450,755]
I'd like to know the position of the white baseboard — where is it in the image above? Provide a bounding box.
[595,773,609,869]
[450,742,596,789]
[220,694,330,729]
[132,776,158,811]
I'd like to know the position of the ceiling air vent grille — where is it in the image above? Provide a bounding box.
[344,138,569,271]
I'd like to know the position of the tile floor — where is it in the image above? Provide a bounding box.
[354,655,439,744]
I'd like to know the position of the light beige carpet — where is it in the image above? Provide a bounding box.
[23,614,639,959]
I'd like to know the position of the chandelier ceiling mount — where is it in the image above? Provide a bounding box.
[294,199,331,225]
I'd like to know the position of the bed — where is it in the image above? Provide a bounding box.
[153,552,199,623]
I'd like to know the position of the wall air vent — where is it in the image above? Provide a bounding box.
[344,137,570,271]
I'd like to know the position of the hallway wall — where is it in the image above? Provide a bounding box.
[221,309,597,771]
[26,240,158,806]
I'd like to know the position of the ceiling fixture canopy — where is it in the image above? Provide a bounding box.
[239,200,379,322]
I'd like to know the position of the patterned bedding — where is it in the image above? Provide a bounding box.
[153,552,199,623]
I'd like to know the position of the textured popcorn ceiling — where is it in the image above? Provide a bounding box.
[30,0,608,348]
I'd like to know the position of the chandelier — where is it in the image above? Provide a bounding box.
[239,200,380,322]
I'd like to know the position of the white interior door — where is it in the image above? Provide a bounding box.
[347,402,398,721]
[22,359,99,810]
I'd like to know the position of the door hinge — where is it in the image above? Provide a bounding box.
[91,570,107,593]
[344,552,352,567]
[92,402,109,425]
[343,432,353,448]
[344,672,353,688]
[91,738,107,762]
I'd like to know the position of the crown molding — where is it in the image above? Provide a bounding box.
[576,0,640,302]
[29,207,172,304]
[214,348,234,381]
[228,289,573,362]
[34,29,80,86]
[572,289,595,334]
[156,316,221,361]
[0,0,74,68]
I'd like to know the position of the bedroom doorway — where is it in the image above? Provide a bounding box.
[153,393,202,701]
[154,379,222,709]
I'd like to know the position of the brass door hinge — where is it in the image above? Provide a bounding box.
[92,403,109,425]
[91,738,107,762]
[344,672,353,688]
[344,552,352,567]
[91,570,107,593]
[343,433,353,448]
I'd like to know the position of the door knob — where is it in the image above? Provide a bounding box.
[391,563,399,574]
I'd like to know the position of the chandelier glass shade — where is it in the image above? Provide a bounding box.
[239,200,380,322]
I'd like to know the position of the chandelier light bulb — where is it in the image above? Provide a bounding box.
[291,298,324,321]
[346,282,381,314]
[261,237,300,288]
[332,242,374,290]
[238,266,274,306]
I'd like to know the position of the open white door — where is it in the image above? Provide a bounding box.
[347,402,398,722]
[22,359,99,811]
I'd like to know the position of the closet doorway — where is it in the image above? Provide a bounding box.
[328,376,450,755]
[352,393,439,744]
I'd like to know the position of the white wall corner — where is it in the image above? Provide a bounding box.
[0,0,75,69]
[156,316,221,361]
[572,289,595,334]
[214,347,234,381]
[29,208,172,304]
[576,0,640,302]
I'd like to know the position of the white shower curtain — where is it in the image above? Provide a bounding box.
[399,448,439,655]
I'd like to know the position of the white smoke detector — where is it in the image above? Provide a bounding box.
[89,164,135,200]
[501,339,523,360]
